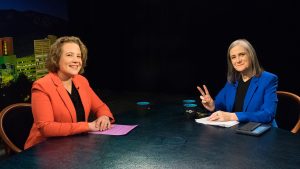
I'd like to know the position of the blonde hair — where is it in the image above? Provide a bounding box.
[46,36,88,74]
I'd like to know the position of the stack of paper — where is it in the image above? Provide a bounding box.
[195,117,239,128]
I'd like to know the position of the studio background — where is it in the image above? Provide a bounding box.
[68,0,299,97]
[1,0,299,99]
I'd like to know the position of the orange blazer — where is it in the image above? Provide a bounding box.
[25,73,114,149]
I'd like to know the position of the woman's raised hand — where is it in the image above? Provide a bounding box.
[197,85,215,112]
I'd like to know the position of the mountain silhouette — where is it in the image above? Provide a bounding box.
[0,9,69,57]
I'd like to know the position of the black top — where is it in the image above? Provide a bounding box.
[67,82,85,122]
[233,77,252,112]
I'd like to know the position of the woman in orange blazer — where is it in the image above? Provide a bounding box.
[25,36,114,149]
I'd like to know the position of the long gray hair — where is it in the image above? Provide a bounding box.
[226,39,263,83]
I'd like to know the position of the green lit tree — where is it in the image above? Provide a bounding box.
[0,73,32,110]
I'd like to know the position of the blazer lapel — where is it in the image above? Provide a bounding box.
[243,77,259,111]
[228,82,238,111]
[50,73,77,122]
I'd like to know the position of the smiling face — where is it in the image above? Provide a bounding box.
[229,45,252,74]
[57,42,82,80]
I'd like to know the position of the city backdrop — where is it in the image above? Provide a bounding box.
[0,0,299,110]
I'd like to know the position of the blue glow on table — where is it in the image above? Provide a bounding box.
[183,103,197,107]
[136,101,150,106]
[182,99,196,104]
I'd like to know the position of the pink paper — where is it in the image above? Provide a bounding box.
[89,124,138,135]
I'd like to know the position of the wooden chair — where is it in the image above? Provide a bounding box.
[0,103,33,154]
[275,91,300,133]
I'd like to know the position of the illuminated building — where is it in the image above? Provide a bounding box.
[0,37,14,56]
[34,35,57,79]
[16,55,36,81]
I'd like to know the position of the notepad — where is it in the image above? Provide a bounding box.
[195,117,239,128]
[89,124,138,135]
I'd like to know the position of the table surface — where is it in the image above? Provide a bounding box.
[1,96,300,169]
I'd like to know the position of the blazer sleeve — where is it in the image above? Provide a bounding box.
[82,77,115,123]
[214,82,231,112]
[31,82,89,137]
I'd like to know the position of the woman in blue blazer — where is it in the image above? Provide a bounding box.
[197,39,278,126]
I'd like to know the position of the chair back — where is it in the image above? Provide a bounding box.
[275,91,300,133]
[0,103,33,153]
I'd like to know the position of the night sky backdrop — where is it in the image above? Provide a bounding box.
[1,0,299,96]
[0,0,68,20]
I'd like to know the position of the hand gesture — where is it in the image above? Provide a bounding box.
[197,85,215,112]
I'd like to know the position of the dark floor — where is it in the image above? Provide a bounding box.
[0,140,7,160]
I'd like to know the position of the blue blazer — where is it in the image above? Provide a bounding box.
[214,71,278,126]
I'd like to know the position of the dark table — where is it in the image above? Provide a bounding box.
[1,97,300,169]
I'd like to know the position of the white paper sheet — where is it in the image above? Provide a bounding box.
[195,117,239,128]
